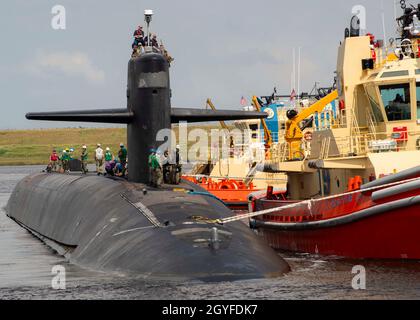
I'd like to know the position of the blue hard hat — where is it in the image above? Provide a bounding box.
[149,148,156,153]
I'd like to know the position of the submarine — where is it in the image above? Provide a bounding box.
[6,15,289,282]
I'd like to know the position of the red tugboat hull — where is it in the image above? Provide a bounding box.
[250,168,420,259]
[255,198,420,259]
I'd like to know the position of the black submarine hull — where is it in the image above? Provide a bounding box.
[7,173,289,281]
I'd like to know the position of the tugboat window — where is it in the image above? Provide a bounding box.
[365,84,384,122]
[379,84,412,121]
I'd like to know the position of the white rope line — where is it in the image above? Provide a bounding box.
[183,174,288,182]
[219,177,420,224]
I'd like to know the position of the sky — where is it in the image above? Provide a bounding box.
[0,0,404,129]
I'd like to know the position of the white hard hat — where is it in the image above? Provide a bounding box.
[176,145,180,149]
[97,143,101,147]
[83,145,87,149]
[106,147,110,151]
[120,143,124,147]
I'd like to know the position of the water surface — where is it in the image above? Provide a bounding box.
[1,166,420,300]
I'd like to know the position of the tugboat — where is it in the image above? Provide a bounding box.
[184,86,336,210]
[248,3,420,259]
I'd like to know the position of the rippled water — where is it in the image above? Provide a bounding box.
[1,166,420,300]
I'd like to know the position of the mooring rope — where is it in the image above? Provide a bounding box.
[218,177,420,225]
[183,174,288,182]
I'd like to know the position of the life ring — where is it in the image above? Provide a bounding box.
[230,180,240,190]
[217,180,239,190]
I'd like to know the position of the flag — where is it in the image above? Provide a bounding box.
[240,96,247,106]
[290,89,296,101]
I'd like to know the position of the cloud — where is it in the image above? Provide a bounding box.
[25,51,105,84]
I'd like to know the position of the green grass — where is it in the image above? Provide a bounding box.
[0,128,127,165]
[0,125,221,165]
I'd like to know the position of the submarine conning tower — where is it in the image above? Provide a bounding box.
[127,53,171,183]
[26,50,267,183]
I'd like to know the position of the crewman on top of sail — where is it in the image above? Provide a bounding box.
[134,34,145,47]
[151,34,159,48]
[132,45,140,58]
[133,25,144,38]
[144,33,159,48]
[132,26,145,54]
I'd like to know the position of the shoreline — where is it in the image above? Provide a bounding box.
[0,125,218,166]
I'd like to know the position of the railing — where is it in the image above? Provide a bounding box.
[366,108,377,140]
[311,130,420,159]
[132,45,174,64]
[374,38,420,68]
[272,142,289,163]
[313,108,347,132]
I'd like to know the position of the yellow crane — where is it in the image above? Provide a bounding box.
[206,98,228,130]
[285,89,338,160]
